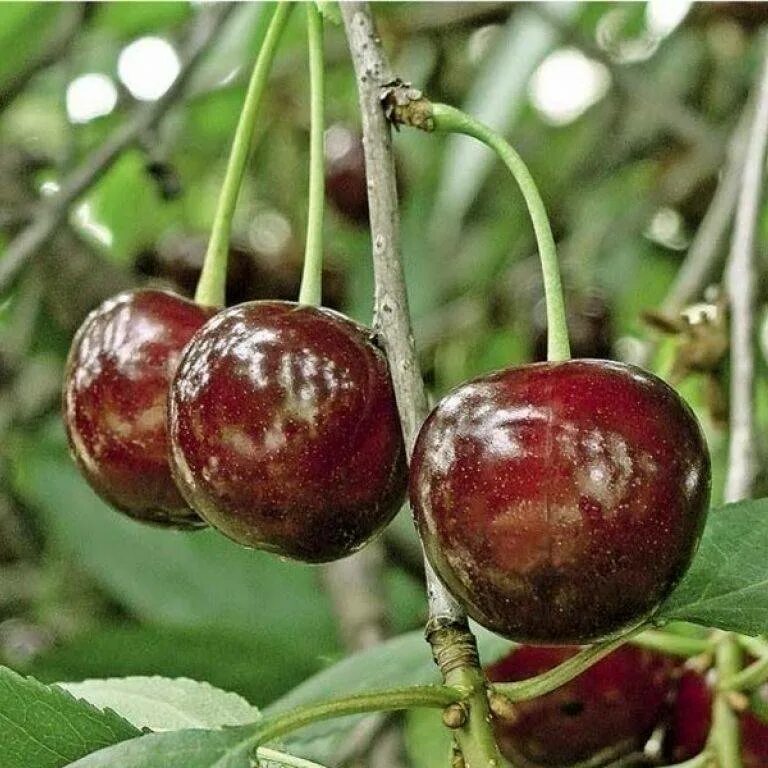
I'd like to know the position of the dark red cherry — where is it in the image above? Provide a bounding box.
[63,289,214,528]
[487,645,677,767]
[665,670,768,767]
[167,301,407,562]
[410,359,710,643]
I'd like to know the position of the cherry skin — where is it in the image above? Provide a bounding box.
[665,670,768,767]
[167,300,407,562]
[410,359,710,643]
[63,289,214,528]
[487,645,677,767]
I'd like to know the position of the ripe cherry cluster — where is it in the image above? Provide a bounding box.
[63,285,711,643]
[487,646,768,768]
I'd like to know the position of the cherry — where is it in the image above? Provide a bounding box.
[487,645,677,767]
[410,359,710,643]
[167,300,407,562]
[665,670,768,767]
[63,289,214,528]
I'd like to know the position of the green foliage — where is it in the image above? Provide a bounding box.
[10,423,340,646]
[405,708,453,768]
[26,625,312,707]
[60,677,260,731]
[660,499,768,634]
[0,665,138,768]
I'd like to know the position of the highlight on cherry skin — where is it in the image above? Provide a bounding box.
[62,289,214,528]
[409,359,711,644]
[167,300,407,563]
[487,644,678,767]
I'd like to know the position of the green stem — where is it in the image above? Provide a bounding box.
[195,2,292,308]
[722,653,768,692]
[711,634,743,768]
[298,2,325,307]
[445,664,505,766]
[736,634,768,659]
[248,685,462,754]
[495,626,644,701]
[666,753,713,768]
[430,102,570,361]
[631,629,712,658]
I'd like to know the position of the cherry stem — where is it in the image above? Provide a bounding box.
[630,629,712,658]
[247,684,462,757]
[722,651,768,692]
[298,2,325,307]
[429,102,570,362]
[710,634,744,768]
[195,2,292,309]
[494,625,644,701]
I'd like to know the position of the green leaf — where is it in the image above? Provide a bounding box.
[659,499,768,635]
[60,678,327,768]
[64,727,255,768]
[9,422,340,657]
[405,708,453,768]
[58,677,260,732]
[314,2,341,26]
[0,665,138,768]
[27,624,314,707]
[66,727,329,768]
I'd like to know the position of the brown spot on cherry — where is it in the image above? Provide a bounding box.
[410,359,710,643]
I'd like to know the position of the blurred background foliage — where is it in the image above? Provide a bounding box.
[0,0,766,738]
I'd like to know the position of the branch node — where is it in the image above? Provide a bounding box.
[426,620,480,677]
[380,79,434,131]
[442,702,468,729]
[487,690,518,723]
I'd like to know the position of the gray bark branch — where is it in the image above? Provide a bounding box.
[724,45,768,504]
[0,4,234,294]
[340,0,468,630]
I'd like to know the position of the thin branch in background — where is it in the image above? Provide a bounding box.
[0,4,85,112]
[662,108,752,316]
[0,3,235,296]
[710,39,768,768]
[723,45,768,507]
[321,548,389,653]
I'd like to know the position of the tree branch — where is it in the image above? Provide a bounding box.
[341,5,502,766]
[711,38,768,768]
[723,44,768,506]
[339,0,466,632]
[0,4,85,111]
[321,548,389,652]
[0,4,235,295]
[662,108,751,315]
